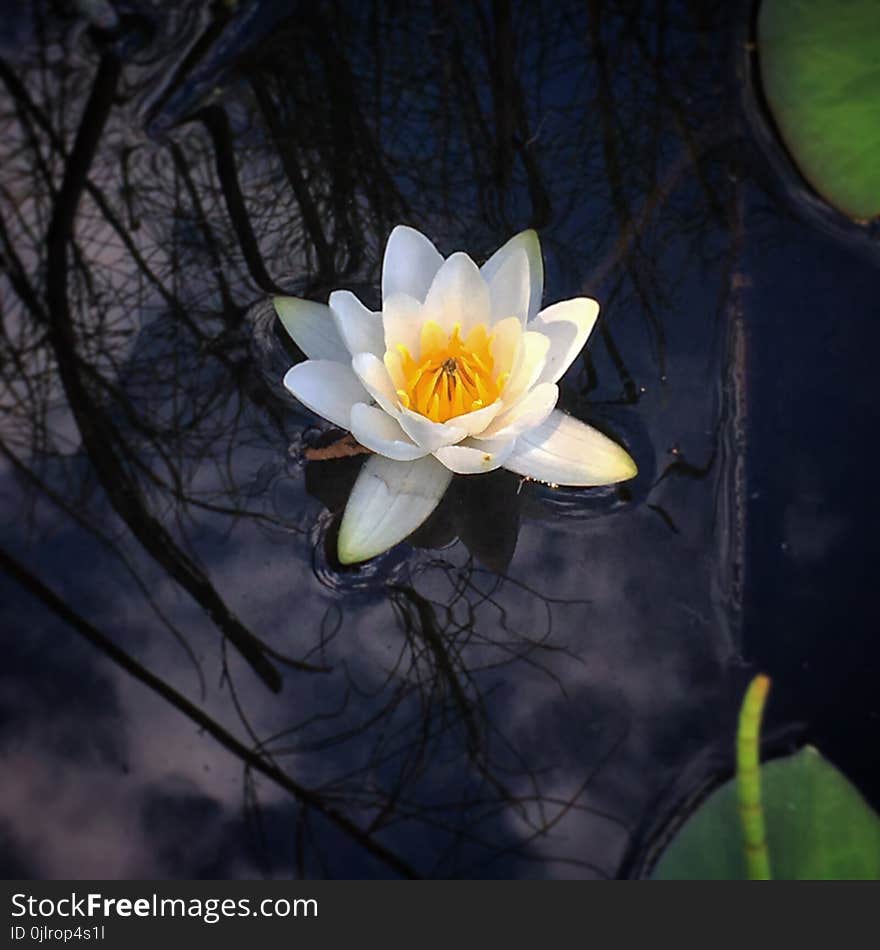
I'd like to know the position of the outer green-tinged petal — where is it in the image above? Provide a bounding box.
[382,225,445,303]
[349,403,428,461]
[503,410,637,486]
[422,252,491,336]
[351,352,401,417]
[481,229,544,322]
[338,455,453,564]
[283,361,366,429]
[434,437,516,475]
[329,291,385,357]
[477,382,559,440]
[274,297,350,363]
[486,247,530,325]
[529,298,600,384]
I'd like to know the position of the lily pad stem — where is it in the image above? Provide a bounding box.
[737,674,772,880]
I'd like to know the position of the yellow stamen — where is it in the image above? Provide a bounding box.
[394,321,502,423]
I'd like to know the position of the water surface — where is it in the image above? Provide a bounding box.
[0,0,877,878]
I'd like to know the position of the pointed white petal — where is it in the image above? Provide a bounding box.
[351,352,401,417]
[422,252,491,336]
[480,230,544,322]
[382,347,407,390]
[489,316,524,376]
[530,298,600,384]
[349,403,428,461]
[382,225,445,303]
[283,361,366,429]
[486,246,530,325]
[434,436,516,475]
[329,291,385,357]
[503,410,637,486]
[397,407,468,452]
[395,400,502,448]
[274,297,349,363]
[501,330,550,404]
[382,292,423,356]
[477,382,559,440]
[338,455,453,564]
[452,399,504,436]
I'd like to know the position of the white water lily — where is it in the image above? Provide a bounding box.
[276,226,637,564]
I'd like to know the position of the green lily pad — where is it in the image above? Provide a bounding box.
[652,746,880,879]
[758,0,880,221]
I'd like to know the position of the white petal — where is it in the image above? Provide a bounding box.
[349,403,428,461]
[329,291,385,357]
[382,225,445,303]
[480,230,544,322]
[274,297,349,363]
[501,331,550,404]
[477,382,559,440]
[351,352,401,417]
[451,399,504,436]
[398,407,468,452]
[489,316,524,376]
[503,410,637,486]
[382,347,407,389]
[382,292,423,356]
[434,437,516,475]
[529,298,600,384]
[337,454,452,564]
[486,246,530,325]
[283,361,367,429]
[397,400,502,449]
[422,252,491,336]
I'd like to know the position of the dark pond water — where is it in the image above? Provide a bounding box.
[0,0,877,879]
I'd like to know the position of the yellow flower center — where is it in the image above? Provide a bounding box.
[393,320,507,423]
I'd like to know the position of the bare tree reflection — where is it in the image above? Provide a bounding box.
[226,557,631,877]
